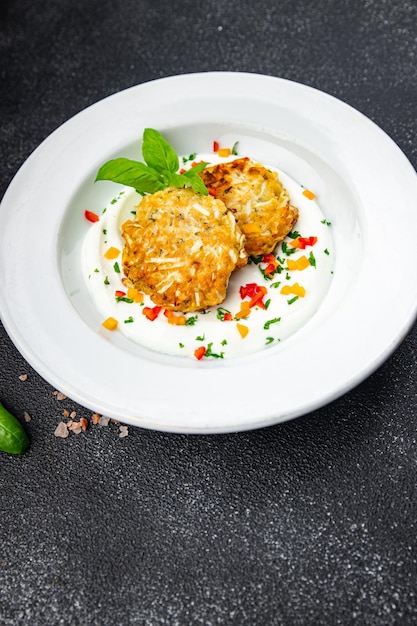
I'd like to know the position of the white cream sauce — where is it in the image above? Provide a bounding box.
[83,154,334,360]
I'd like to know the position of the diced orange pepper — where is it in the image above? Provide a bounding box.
[249,286,268,309]
[102,317,118,331]
[235,301,251,319]
[164,310,186,325]
[236,323,249,339]
[218,147,231,158]
[104,246,121,259]
[302,189,316,200]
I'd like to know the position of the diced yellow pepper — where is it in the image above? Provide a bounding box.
[127,287,144,303]
[236,323,249,338]
[292,283,306,297]
[102,317,118,330]
[302,188,316,200]
[241,223,261,234]
[287,255,310,271]
[296,255,310,270]
[218,147,231,157]
[104,246,121,259]
[167,314,186,326]
[280,283,306,297]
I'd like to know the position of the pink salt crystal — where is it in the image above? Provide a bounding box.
[54,422,69,438]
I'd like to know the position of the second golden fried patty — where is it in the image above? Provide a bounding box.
[121,186,247,312]
[200,157,299,256]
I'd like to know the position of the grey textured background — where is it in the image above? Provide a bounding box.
[1,1,417,624]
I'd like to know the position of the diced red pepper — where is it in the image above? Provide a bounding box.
[142,306,162,321]
[239,283,268,309]
[213,141,219,152]
[208,187,217,197]
[262,254,279,277]
[194,346,206,360]
[115,290,126,298]
[84,210,99,223]
[292,236,318,249]
[223,312,233,321]
[239,283,259,299]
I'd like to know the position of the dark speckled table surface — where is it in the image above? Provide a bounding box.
[1,1,417,624]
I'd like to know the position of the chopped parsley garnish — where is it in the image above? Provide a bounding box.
[288,296,299,305]
[281,241,297,256]
[182,152,197,163]
[116,296,134,303]
[196,334,205,341]
[205,343,225,359]
[324,248,330,255]
[217,307,232,321]
[113,262,121,273]
[231,141,239,155]
[104,276,110,285]
[185,316,198,326]
[288,230,301,239]
[265,337,274,344]
[264,317,281,330]
[309,251,316,268]
[321,219,331,226]
[124,316,134,323]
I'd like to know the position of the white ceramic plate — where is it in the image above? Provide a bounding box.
[1,72,417,433]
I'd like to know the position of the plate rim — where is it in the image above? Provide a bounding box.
[1,71,417,433]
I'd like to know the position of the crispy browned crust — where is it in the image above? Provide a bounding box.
[121,186,247,312]
[200,157,299,256]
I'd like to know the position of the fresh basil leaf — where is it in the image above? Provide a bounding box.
[181,169,209,195]
[166,172,188,189]
[186,161,209,174]
[95,158,166,194]
[142,128,179,174]
[0,401,30,455]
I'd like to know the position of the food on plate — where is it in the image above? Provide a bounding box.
[87,132,334,359]
[121,186,248,312]
[200,157,299,256]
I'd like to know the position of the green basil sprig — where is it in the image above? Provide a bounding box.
[0,400,30,455]
[95,128,209,196]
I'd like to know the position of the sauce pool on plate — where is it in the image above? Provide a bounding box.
[82,154,334,360]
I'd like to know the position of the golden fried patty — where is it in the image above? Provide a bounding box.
[121,186,247,312]
[200,157,299,256]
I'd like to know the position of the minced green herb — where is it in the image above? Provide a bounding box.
[264,317,281,330]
